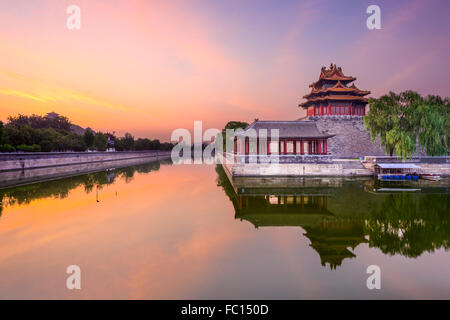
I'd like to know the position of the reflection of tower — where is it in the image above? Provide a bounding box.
[235,194,331,228]
[303,220,367,270]
[216,165,369,270]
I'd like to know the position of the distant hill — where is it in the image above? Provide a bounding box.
[70,123,85,135]
[46,112,85,134]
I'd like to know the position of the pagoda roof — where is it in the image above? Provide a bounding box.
[298,64,371,109]
[236,212,334,229]
[303,81,370,99]
[235,120,334,139]
[299,95,369,108]
[309,64,356,88]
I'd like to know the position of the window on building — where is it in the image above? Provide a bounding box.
[269,141,278,154]
[248,138,257,154]
[304,141,309,154]
[268,195,278,205]
[286,141,294,153]
[296,141,301,154]
[259,139,267,155]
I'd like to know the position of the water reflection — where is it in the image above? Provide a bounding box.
[216,165,450,269]
[0,159,172,217]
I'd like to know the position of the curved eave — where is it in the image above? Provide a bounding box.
[276,134,335,139]
[299,96,369,108]
[235,133,335,139]
[304,89,371,99]
[309,77,356,87]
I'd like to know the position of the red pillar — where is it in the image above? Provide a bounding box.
[245,137,249,155]
[234,137,237,154]
[320,105,324,115]
[256,137,259,155]
[325,140,327,154]
[267,138,271,155]
[284,140,287,155]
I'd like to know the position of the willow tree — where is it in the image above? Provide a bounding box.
[364,91,422,159]
[415,95,449,156]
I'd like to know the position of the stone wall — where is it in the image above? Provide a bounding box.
[227,161,372,177]
[0,151,171,172]
[0,156,172,189]
[221,153,450,177]
[310,115,386,158]
[235,154,333,164]
[310,115,429,158]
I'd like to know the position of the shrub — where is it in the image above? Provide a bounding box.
[0,144,16,152]
[39,140,53,152]
[16,144,34,152]
[31,144,41,152]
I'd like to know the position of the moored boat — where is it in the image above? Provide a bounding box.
[420,174,441,181]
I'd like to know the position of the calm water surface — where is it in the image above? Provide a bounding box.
[0,159,449,299]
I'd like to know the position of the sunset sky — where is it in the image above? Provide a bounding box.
[0,0,449,141]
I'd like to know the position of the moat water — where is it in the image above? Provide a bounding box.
[0,159,449,299]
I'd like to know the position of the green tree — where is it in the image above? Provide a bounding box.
[62,133,86,151]
[365,91,449,158]
[135,138,150,150]
[415,95,449,156]
[83,128,95,149]
[39,140,53,152]
[93,132,107,151]
[364,91,422,159]
[150,139,160,150]
[120,132,135,151]
[0,120,4,144]
[7,113,72,132]
[160,142,173,151]
[219,121,249,152]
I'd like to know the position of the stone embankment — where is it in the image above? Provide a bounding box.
[0,151,172,188]
[363,156,450,176]
[0,151,170,172]
[221,153,450,177]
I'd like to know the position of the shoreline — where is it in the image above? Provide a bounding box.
[0,151,172,189]
[0,151,171,172]
[219,153,450,178]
